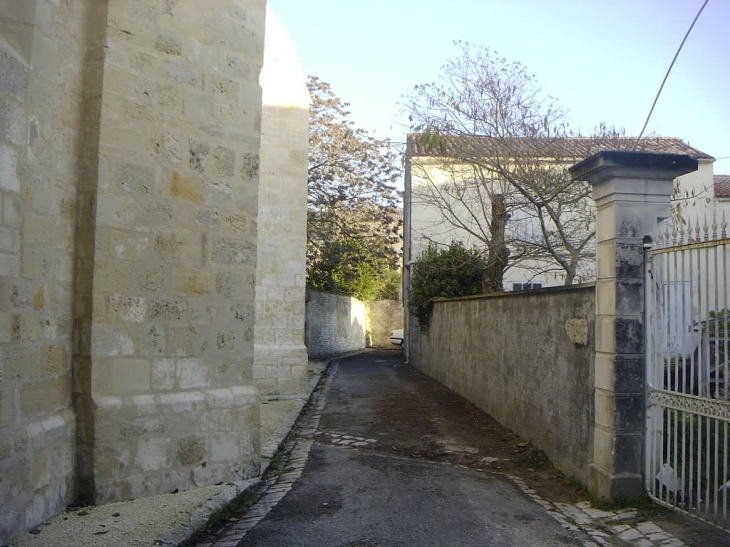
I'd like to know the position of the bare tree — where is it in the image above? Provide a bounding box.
[407,157,523,290]
[404,42,604,286]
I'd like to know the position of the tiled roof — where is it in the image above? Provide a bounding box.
[716,175,730,198]
[406,133,715,161]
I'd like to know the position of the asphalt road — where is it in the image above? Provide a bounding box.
[237,350,595,547]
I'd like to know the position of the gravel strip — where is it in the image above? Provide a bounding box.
[10,485,228,547]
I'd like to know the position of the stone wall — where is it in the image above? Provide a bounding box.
[365,300,404,347]
[409,285,595,483]
[569,151,697,498]
[74,0,265,506]
[0,1,294,542]
[305,291,402,357]
[254,8,309,397]
[0,0,91,539]
[306,291,367,357]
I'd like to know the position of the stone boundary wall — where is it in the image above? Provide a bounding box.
[409,284,595,483]
[305,291,402,357]
[365,300,404,348]
[305,292,367,357]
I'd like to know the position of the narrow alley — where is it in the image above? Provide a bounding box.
[193,350,730,547]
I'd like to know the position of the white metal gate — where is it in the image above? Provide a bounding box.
[645,213,730,530]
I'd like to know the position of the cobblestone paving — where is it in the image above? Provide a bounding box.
[193,362,693,547]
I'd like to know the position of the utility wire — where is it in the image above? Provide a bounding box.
[633,0,710,150]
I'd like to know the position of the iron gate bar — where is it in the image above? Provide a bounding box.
[645,212,730,532]
[650,237,730,255]
[648,390,730,420]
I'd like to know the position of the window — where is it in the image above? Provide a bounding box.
[512,282,542,291]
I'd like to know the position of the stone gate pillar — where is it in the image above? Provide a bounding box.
[569,151,697,499]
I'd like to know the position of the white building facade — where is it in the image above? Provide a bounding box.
[404,135,721,292]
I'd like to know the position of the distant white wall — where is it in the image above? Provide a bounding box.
[675,160,725,224]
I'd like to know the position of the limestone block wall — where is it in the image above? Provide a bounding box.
[1,1,277,539]
[0,1,91,541]
[409,285,595,483]
[73,0,266,504]
[254,8,309,396]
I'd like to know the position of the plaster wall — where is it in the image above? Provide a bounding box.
[365,300,404,347]
[673,161,730,232]
[676,161,714,205]
[408,159,487,258]
[407,156,715,289]
[409,285,595,482]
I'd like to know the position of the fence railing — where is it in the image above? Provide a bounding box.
[645,211,730,531]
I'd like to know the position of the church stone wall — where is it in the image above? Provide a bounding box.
[254,8,310,396]
[0,0,92,540]
[76,0,265,504]
[0,0,279,542]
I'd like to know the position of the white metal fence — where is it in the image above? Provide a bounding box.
[645,213,730,531]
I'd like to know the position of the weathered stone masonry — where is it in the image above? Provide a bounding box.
[0,1,309,543]
[1,0,94,538]
[75,0,268,506]
[254,9,309,396]
[570,151,698,499]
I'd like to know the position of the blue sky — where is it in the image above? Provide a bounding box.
[268,0,730,173]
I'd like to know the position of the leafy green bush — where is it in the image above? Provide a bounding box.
[409,241,486,331]
[378,268,402,300]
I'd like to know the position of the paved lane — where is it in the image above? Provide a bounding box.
[237,350,595,546]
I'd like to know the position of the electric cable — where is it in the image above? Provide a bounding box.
[633,0,710,150]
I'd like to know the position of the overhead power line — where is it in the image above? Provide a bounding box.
[633,0,710,150]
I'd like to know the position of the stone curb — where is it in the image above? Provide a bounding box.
[154,479,261,547]
[260,349,370,467]
[194,356,347,546]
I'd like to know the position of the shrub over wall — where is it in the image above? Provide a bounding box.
[409,241,486,331]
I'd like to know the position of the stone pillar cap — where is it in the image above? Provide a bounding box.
[569,150,698,184]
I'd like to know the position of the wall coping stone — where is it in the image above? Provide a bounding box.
[569,151,698,184]
[432,282,596,304]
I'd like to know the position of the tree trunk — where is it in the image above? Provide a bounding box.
[483,194,509,293]
[563,262,576,286]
